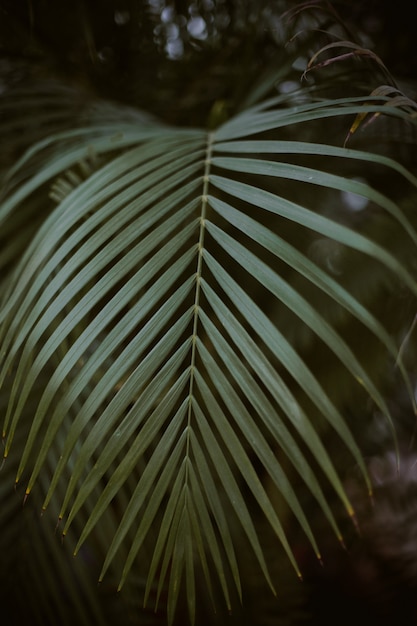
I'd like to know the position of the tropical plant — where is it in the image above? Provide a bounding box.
[1,2,417,625]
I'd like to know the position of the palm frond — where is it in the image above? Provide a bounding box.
[1,82,417,623]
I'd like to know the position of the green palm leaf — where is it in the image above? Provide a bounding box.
[1,82,417,624]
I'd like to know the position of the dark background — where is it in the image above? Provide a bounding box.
[1,0,416,126]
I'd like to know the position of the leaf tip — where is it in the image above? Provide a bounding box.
[338,537,347,551]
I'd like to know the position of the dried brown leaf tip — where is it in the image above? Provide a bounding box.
[344,85,417,146]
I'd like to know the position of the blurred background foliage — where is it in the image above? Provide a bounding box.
[0,0,416,124]
[1,1,417,625]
